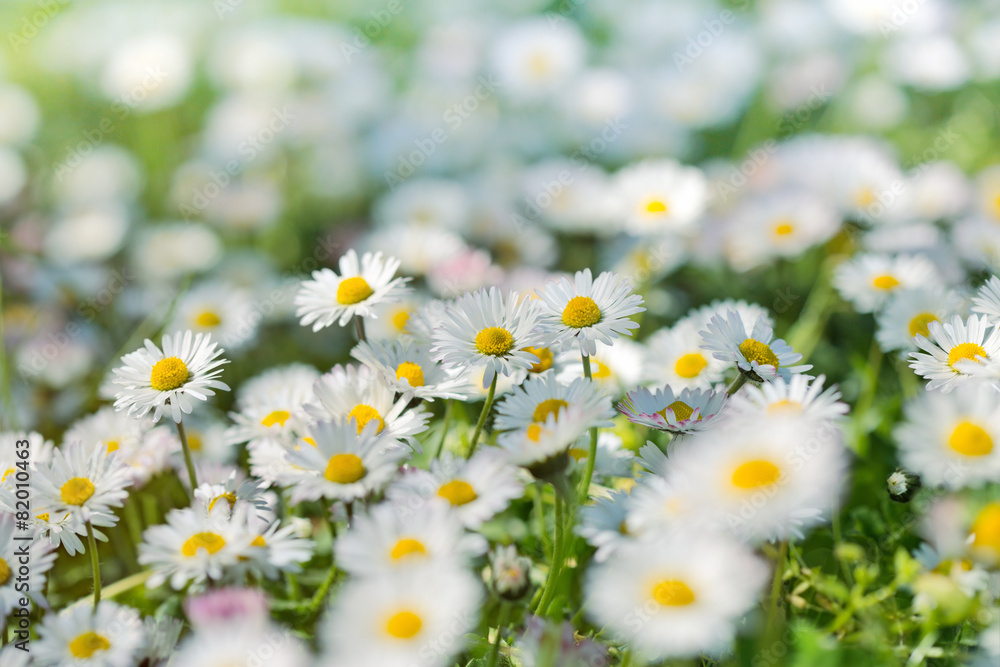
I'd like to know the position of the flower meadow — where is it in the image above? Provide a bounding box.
[3,1,1000,667]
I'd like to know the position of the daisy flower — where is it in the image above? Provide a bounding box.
[351,338,472,401]
[641,321,727,389]
[909,314,1000,392]
[971,275,1000,320]
[33,600,144,667]
[535,268,645,357]
[0,512,57,622]
[700,309,811,383]
[171,620,311,667]
[305,364,429,450]
[612,159,708,235]
[335,502,487,576]
[495,404,594,470]
[682,299,774,334]
[112,330,230,423]
[617,385,727,434]
[493,373,614,432]
[193,474,271,522]
[320,563,483,667]
[168,281,258,352]
[665,415,848,543]
[893,382,1000,489]
[875,288,955,353]
[626,474,701,536]
[234,516,315,582]
[235,363,319,412]
[225,385,311,450]
[294,249,410,331]
[586,531,769,660]
[387,451,524,529]
[723,374,848,424]
[64,407,149,459]
[576,490,634,562]
[282,419,409,506]
[969,501,1000,567]
[430,287,545,388]
[34,440,132,529]
[833,253,941,313]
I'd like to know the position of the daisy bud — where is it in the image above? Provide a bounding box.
[490,545,532,601]
[887,469,921,503]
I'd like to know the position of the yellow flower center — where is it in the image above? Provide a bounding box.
[1,468,15,482]
[561,296,602,328]
[324,453,367,484]
[261,410,291,428]
[104,440,119,454]
[150,356,190,391]
[395,362,425,388]
[181,532,227,557]
[855,186,876,207]
[526,423,544,442]
[385,610,423,639]
[645,199,669,214]
[731,460,781,489]
[527,52,551,76]
[391,308,412,333]
[523,346,554,373]
[533,398,569,423]
[437,480,477,506]
[60,477,95,506]
[475,326,515,356]
[251,535,266,547]
[187,432,203,451]
[567,446,588,461]
[0,557,10,586]
[651,579,696,606]
[336,276,374,305]
[674,353,707,379]
[208,492,237,512]
[773,220,795,237]
[36,513,49,522]
[970,503,1000,556]
[908,312,938,338]
[659,400,694,422]
[348,404,384,434]
[871,274,899,290]
[948,342,987,367]
[738,338,779,367]
[767,399,802,415]
[948,421,993,457]
[592,358,612,378]
[69,632,111,658]
[195,310,221,327]
[390,538,427,561]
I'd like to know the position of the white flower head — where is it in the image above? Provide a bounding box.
[971,275,1000,320]
[875,287,955,353]
[909,314,1000,392]
[618,385,727,434]
[351,338,473,402]
[641,321,728,389]
[34,601,144,667]
[493,372,614,432]
[833,253,941,313]
[700,309,811,382]
[34,440,132,529]
[724,374,848,424]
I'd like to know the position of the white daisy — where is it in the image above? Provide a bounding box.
[700,309,812,383]
[664,415,847,543]
[833,253,941,313]
[495,404,595,470]
[294,249,410,331]
[723,374,848,424]
[168,281,259,352]
[968,501,1000,567]
[617,385,727,434]
[64,406,150,459]
[192,474,271,522]
[171,620,311,667]
[535,269,645,357]
[641,321,728,389]
[682,299,774,335]
[909,314,1000,392]
[0,512,57,622]
[320,563,483,667]
[626,474,701,536]
[0,481,86,555]
[875,288,955,353]
[225,385,311,450]
[893,382,1000,490]
[612,159,709,235]
[33,600,144,667]
[430,287,545,388]
[490,18,586,102]
[112,330,230,423]
[335,502,486,576]
[1,431,54,491]
[586,531,769,660]
[235,363,319,412]
[282,419,409,506]
[305,364,429,450]
[972,275,1000,320]
[34,440,132,530]
[366,294,429,341]
[234,516,315,582]
[351,338,472,402]
[576,490,634,562]
[387,451,524,529]
[493,372,614,432]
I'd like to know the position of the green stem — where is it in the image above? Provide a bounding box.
[727,373,749,396]
[536,494,565,616]
[619,648,634,667]
[86,522,101,609]
[467,374,498,458]
[433,399,454,459]
[308,557,340,616]
[486,603,512,667]
[353,315,367,343]
[853,336,883,457]
[174,417,199,495]
[577,355,599,504]
[765,540,788,641]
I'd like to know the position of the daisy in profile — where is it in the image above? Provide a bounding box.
[295,249,410,331]
[641,321,727,389]
[233,515,315,582]
[700,309,811,383]
[495,404,594,473]
[724,374,848,424]
[387,451,523,529]
[665,416,847,543]
[833,253,940,313]
[971,275,1000,320]
[875,288,954,353]
[535,268,645,358]
[283,419,409,506]
[493,373,614,432]
[617,385,727,434]
[305,364,429,450]
[893,382,1000,490]
[351,338,472,401]
[612,159,708,235]
[909,314,1000,392]
[168,281,258,352]
[34,440,132,530]
[431,287,545,389]
[320,563,482,667]
[33,601,145,667]
[112,330,230,423]
[586,531,768,660]
[335,502,486,576]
